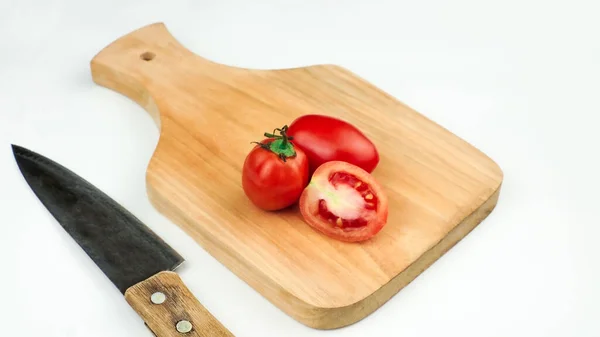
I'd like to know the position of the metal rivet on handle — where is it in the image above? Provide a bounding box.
[150,292,166,304]
[176,320,193,333]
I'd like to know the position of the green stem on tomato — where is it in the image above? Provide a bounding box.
[256,125,296,162]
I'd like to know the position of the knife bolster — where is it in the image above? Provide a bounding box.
[124,271,234,336]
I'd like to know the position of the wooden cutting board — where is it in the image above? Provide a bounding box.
[90,22,503,330]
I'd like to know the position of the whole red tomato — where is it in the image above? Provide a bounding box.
[286,114,380,175]
[242,126,309,211]
[299,161,388,242]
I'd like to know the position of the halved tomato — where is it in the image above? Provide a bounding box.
[298,161,388,242]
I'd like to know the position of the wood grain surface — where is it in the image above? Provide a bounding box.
[90,22,504,329]
[125,271,234,337]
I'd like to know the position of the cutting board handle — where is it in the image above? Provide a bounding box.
[89,22,219,126]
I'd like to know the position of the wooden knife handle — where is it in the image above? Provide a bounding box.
[124,271,235,337]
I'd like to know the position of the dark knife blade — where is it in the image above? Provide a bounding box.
[11,144,235,336]
[12,144,183,293]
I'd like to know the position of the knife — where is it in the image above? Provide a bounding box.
[11,144,235,337]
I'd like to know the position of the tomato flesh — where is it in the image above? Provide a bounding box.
[299,161,388,242]
[317,172,379,228]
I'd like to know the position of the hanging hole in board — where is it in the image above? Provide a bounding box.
[140,52,155,61]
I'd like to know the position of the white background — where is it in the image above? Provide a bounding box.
[1,1,598,336]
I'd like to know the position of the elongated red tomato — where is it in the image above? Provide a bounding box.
[287,114,380,175]
[299,161,388,242]
[242,127,309,211]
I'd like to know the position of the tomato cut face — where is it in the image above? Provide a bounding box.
[317,172,379,228]
[299,161,388,242]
